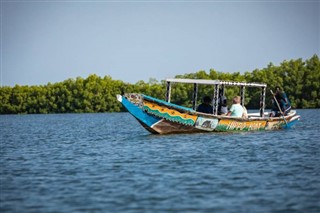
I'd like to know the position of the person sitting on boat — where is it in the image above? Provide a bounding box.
[226,96,244,117]
[271,86,291,117]
[218,95,228,115]
[197,96,213,114]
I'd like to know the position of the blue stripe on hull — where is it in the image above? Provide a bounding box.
[121,96,161,127]
[283,119,299,129]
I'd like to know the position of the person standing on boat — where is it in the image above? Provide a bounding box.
[226,96,244,117]
[197,96,213,114]
[271,86,291,116]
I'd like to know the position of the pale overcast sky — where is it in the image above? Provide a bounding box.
[1,0,319,86]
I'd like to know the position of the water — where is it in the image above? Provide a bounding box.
[1,109,320,213]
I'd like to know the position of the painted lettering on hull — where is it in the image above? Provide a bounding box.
[218,120,267,131]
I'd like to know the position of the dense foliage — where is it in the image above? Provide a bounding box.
[1,55,319,114]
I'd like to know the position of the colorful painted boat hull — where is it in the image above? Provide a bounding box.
[117,93,300,134]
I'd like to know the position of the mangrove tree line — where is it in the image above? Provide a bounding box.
[0,54,319,114]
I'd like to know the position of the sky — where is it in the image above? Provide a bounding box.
[0,0,319,86]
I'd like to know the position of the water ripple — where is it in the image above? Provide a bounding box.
[1,110,320,213]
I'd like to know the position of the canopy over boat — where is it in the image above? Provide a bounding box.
[165,78,267,117]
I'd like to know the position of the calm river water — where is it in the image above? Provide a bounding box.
[1,109,320,213]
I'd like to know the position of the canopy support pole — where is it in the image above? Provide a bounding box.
[260,87,266,117]
[213,84,220,115]
[192,83,198,110]
[240,86,245,106]
[166,81,171,103]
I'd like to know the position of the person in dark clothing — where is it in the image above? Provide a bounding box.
[271,86,291,117]
[218,95,228,115]
[197,96,213,114]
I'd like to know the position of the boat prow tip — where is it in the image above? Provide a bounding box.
[116,94,122,102]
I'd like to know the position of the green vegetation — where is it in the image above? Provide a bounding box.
[1,54,319,114]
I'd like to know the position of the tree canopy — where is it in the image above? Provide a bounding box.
[1,54,319,114]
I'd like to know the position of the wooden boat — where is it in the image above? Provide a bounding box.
[117,78,300,134]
